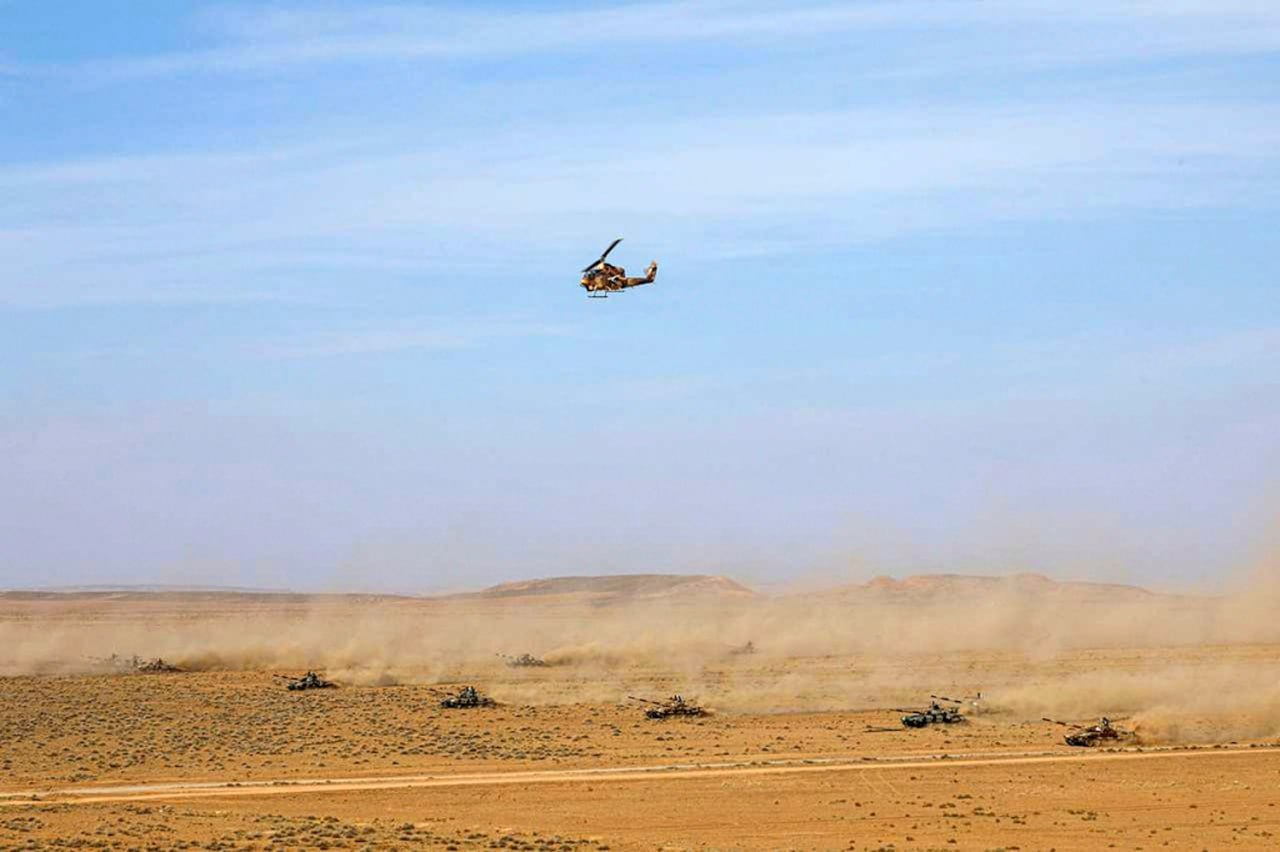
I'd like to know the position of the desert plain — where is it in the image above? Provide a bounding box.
[4,572,1280,850]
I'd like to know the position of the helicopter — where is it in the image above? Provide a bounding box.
[580,238,657,298]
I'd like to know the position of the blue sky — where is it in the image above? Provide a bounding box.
[2,1,1278,592]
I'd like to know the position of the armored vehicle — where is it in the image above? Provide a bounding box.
[134,657,182,673]
[441,685,496,708]
[90,654,182,673]
[630,694,708,720]
[501,653,548,668]
[729,641,756,656]
[898,700,966,728]
[1045,716,1132,747]
[280,671,336,691]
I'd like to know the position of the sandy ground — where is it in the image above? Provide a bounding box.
[3,588,1280,849]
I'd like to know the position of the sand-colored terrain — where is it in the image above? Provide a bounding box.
[4,574,1280,849]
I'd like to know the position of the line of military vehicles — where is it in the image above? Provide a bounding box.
[85,648,1134,747]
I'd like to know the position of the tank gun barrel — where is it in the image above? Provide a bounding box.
[627,695,663,705]
[1043,717,1085,729]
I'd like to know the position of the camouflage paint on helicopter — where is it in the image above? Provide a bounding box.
[580,238,658,297]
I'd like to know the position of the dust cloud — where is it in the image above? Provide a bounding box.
[4,571,1280,743]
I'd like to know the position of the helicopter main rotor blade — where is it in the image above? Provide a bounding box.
[582,237,623,273]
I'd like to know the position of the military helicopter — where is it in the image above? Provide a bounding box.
[580,238,658,298]
[1043,716,1133,747]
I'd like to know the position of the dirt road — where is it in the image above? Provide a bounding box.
[6,744,1278,850]
[2,744,1271,806]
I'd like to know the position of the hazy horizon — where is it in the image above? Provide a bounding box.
[3,2,1278,593]
[0,564,1260,600]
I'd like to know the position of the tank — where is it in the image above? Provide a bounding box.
[1064,718,1127,747]
[631,694,708,719]
[283,671,336,691]
[502,653,548,668]
[899,701,966,728]
[441,685,496,708]
[134,657,182,673]
[89,654,182,673]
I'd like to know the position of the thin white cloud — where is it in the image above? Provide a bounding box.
[55,1,1280,80]
[254,318,575,359]
[585,324,1280,408]
[0,141,347,186]
[3,99,1278,307]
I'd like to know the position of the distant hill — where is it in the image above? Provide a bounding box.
[475,573,756,602]
[813,572,1160,603]
[1,573,1174,606]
